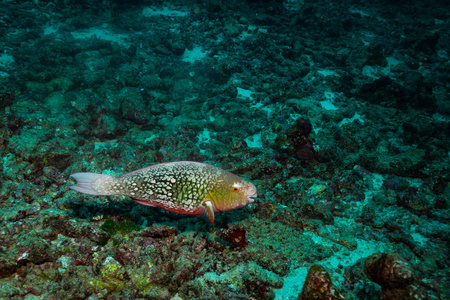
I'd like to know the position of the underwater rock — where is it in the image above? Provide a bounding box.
[251,201,280,220]
[35,151,74,173]
[49,217,110,245]
[273,207,305,232]
[274,118,316,164]
[0,91,15,111]
[119,87,150,125]
[7,125,75,174]
[0,0,448,298]
[13,183,45,204]
[7,128,52,159]
[0,255,17,278]
[410,32,440,55]
[299,202,334,225]
[217,225,249,248]
[43,166,67,185]
[16,236,56,269]
[139,224,178,238]
[179,261,283,299]
[247,247,291,277]
[300,264,342,300]
[121,99,150,125]
[365,148,427,178]
[100,256,129,282]
[359,75,435,110]
[364,253,438,299]
[383,175,410,192]
[395,184,437,215]
[91,114,127,139]
[415,220,450,242]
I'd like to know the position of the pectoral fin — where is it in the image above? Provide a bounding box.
[199,200,215,223]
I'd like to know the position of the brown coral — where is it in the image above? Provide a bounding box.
[364,253,438,299]
[299,264,342,300]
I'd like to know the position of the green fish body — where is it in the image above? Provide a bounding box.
[70,161,257,223]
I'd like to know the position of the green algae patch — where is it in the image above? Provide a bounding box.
[129,267,170,298]
[89,256,128,293]
[98,219,141,246]
[100,219,117,236]
[100,219,141,236]
[88,257,170,297]
[117,221,141,235]
[100,257,127,280]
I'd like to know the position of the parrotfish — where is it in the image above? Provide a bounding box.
[69,161,257,223]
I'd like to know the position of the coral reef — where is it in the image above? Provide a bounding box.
[0,0,449,299]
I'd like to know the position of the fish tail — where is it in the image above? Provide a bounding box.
[70,173,118,196]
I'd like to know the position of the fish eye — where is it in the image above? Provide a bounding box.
[232,186,240,192]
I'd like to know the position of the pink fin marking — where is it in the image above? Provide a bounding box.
[119,161,214,178]
[70,173,116,196]
[133,200,157,207]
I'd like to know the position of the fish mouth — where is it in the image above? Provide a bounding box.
[247,192,257,203]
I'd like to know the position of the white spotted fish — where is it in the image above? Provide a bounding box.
[69,161,257,223]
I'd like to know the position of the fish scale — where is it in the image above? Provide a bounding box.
[123,165,213,206]
[69,161,257,223]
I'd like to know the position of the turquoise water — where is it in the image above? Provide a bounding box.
[0,0,448,299]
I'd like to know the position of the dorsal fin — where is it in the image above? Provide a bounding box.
[199,200,215,223]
